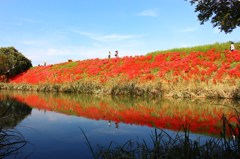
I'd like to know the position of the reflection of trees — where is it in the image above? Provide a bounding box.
[0,96,32,128]
[0,128,27,158]
[0,96,32,158]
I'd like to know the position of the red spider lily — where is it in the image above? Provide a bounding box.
[9,49,240,86]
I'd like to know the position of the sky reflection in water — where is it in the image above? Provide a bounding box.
[16,109,154,159]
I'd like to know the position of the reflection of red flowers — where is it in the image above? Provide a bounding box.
[11,93,237,136]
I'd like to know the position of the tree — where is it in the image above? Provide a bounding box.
[187,0,240,33]
[0,47,32,77]
[0,53,8,75]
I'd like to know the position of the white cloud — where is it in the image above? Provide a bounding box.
[91,34,142,42]
[72,30,143,42]
[19,30,145,66]
[46,48,70,56]
[20,40,48,46]
[179,27,198,33]
[137,9,158,17]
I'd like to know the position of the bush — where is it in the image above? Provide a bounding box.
[0,47,32,77]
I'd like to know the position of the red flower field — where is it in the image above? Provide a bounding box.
[6,49,240,98]
[10,49,240,85]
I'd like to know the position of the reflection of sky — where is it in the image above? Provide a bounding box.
[16,109,152,158]
[16,108,212,159]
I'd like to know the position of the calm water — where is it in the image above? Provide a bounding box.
[0,90,239,159]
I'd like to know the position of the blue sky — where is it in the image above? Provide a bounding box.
[1,0,240,66]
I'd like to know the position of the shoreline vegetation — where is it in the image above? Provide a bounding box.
[1,41,240,99]
[0,81,240,99]
[89,116,240,159]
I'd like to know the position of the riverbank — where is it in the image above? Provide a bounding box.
[1,47,240,99]
[1,80,240,99]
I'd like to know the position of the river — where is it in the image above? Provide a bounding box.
[0,90,239,159]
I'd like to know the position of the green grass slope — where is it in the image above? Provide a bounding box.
[148,41,240,56]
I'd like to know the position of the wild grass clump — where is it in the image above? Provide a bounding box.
[231,88,240,100]
[92,127,239,159]
[1,80,240,99]
[0,81,163,97]
[0,82,103,94]
[60,82,102,94]
[161,79,240,99]
[110,81,162,97]
[0,82,37,91]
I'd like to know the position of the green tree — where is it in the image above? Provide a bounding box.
[0,47,32,77]
[0,54,8,75]
[187,0,240,33]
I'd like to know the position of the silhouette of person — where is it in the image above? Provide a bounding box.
[108,120,111,127]
[115,122,119,129]
[115,50,118,58]
[108,51,111,59]
[230,42,235,52]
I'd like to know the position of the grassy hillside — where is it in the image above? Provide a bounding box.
[148,41,240,57]
[1,42,240,99]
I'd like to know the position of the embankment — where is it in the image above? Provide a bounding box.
[1,49,240,99]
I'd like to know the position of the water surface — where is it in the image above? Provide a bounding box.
[0,90,238,159]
